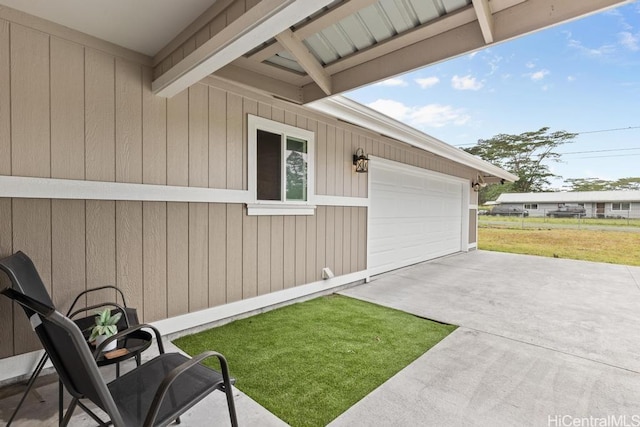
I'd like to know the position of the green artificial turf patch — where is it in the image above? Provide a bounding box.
[174,294,456,426]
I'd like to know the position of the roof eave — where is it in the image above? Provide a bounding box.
[307,95,518,182]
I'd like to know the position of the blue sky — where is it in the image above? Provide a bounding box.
[346,1,640,188]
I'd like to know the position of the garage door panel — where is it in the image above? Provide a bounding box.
[369,159,465,275]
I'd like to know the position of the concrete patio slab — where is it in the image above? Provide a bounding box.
[342,250,640,371]
[329,328,640,427]
[334,251,640,426]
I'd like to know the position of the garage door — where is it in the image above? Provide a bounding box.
[368,157,467,276]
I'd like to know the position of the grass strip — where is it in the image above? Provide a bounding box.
[479,227,640,266]
[174,294,456,426]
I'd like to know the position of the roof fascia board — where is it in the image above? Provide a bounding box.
[152,0,334,98]
[308,96,518,181]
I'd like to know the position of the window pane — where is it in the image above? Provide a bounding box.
[286,136,308,201]
[257,130,282,201]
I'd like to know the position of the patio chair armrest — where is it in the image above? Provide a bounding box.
[143,351,234,427]
[69,302,129,324]
[93,323,164,358]
[67,285,129,315]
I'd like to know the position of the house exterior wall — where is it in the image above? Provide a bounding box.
[0,12,478,359]
[498,201,640,218]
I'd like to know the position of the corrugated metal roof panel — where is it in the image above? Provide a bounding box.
[264,0,472,72]
[378,0,417,33]
[409,0,443,23]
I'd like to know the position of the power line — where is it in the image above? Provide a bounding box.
[560,147,640,155]
[454,125,640,147]
[568,153,640,160]
[575,125,640,135]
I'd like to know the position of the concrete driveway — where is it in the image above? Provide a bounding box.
[331,251,640,427]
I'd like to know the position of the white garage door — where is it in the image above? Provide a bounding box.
[368,158,467,276]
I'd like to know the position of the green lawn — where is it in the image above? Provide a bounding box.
[479,227,640,266]
[174,295,456,427]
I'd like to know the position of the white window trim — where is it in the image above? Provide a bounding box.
[247,114,316,216]
[524,203,538,210]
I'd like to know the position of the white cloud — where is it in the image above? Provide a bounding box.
[567,75,576,82]
[468,52,478,59]
[525,61,536,69]
[415,77,440,89]
[366,99,470,129]
[568,38,616,57]
[451,74,483,91]
[366,99,410,121]
[374,77,408,87]
[618,31,639,51]
[529,69,550,81]
[410,104,470,128]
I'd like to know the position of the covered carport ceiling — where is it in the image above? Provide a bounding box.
[1,0,632,103]
[158,0,633,102]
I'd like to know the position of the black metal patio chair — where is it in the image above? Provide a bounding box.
[6,280,140,425]
[0,251,238,427]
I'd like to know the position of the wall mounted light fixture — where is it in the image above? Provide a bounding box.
[471,174,487,192]
[353,147,369,173]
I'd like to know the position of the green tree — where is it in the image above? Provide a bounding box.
[464,127,577,197]
[563,177,640,191]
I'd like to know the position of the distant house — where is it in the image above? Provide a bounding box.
[495,191,640,218]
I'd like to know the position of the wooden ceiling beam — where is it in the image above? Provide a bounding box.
[152,0,334,98]
[275,28,332,95]
[472,0,494,43]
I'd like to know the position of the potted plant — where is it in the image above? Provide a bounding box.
[89,309,122,352]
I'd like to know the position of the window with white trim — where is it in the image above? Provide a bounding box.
[612,202,630,210]
[524,203,538,210]
[247,115,315,216]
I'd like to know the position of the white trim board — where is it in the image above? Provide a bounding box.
[0,176,250,203]
[0,175,368,207]
[0,269,369,384]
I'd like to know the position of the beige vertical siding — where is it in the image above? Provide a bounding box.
[11,25,50,178]
[51,38,85,180]
[85,49,116,182]
[469,210,478,244]
[0,12,482,360]
[0,21,10,176]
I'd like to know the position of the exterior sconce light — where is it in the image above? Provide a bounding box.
[353,147,369,173]
[471,174,487,192]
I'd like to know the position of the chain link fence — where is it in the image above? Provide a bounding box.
[479,206,640,231]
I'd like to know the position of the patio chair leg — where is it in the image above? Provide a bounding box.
[6,352,50,426]
[224,384,238,427]
[60,398,78,427]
